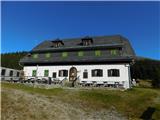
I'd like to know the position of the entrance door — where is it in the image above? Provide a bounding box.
[69,67,77,81]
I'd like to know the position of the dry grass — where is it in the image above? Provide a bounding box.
[137,79,153,88]
[1,82,160,120]
[1,84,126,120]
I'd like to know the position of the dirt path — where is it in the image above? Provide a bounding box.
[1,88,127,120]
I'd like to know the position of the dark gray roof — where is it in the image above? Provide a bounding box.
[20,35,135,65]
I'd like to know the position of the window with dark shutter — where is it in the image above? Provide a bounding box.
[63,70,68,77]
[83,72,88,79]
[91,69,103,77]
[17,72,20,77]
[108,69,120,77]
[59,70,68,77]
[9,71,13,76]
[52,72,57,78]
[1,69,6,76]
[59,71,61,77]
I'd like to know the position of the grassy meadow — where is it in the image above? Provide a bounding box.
[1,82,160,120]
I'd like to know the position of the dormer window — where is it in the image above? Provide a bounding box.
[81,36,93,46]
[27,53,31,57]
[51,39,64,48]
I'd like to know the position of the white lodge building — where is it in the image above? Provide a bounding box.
[20,35,135,89]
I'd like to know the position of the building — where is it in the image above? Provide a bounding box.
[0,67,21,81]
[19,35,135,89]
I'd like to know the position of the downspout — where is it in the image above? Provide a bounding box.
[128,65,132,88]
[36,64,39,78]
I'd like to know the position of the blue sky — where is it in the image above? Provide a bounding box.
[1,1,160,60]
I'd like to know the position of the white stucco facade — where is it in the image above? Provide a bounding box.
[23,64,131,89]
[0,67,21,81]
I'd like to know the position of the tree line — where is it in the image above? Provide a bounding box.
[1,51,27,70]
[1,52,160,88]
[131,58,160,88]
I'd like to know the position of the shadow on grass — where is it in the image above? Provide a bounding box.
[140,107,155,120]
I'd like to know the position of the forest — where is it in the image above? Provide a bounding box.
[1,51,160,88]
[1,51,27,70]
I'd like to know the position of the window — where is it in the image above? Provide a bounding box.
[92,69,103,77]
[52,72,57,78]
[51,40,64,48]
[57,42,62,47]
[111,49,117,56]
[33,54,38,59]
[27,53,31,57]
[1,69,6,76]
[83,41,92,46]
[46,53,51,58]
[9,71,13,76]
[78,51,84,57]
[44,70,49,77]
[32,70,37,77]
[81,37,93,46]
[17,72,20,77]
[83,72,88,79]
[62,52,68,58]
[59,70,68,77]
[95,50,101,56]
[108,69,120,77]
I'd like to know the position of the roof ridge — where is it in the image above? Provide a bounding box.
[49,34,123,41]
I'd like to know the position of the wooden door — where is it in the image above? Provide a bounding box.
[69,67,77,81]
